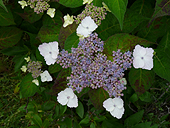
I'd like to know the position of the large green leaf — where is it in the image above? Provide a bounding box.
[92,0,103,6]
[153,31,170,82]
[0,27,23,49]
[0,0,8,12]
[128,68,155,95]
[88,88,109,110]
[20,74,39,98]
[37,10,63,43]
[149,0,170,25]
[58,0,83,8]
[103,0,128,30]
[0,7,15,26]
[76,101,84,118]
[96,9,149,41]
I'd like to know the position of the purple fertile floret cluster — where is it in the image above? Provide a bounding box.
[57,33,132,97]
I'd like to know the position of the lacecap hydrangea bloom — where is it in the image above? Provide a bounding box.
[40,70,52,82]
[63,14,74,27]
[76,16,98,38]
[38,41,59,65]
[57,88,78,108]
[133,45,154,70]
[103,98,125,119]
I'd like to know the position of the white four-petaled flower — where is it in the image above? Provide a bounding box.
[57,88,78,108]
[63,14,74,27]
[76,16,98,38]
[133,45,154,70]
[103,98,125,119]
[38,41,59,65]
[40,70,53,82]
[47,8,56,18]
[83,0,93,4]
[18,0,28,9]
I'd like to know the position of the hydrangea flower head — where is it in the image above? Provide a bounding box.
[38,41,59,65]
[103,98,125,119]
[47,8,56,18]
[83,0,93,4]
[133,45,154,70]
[63,14,74,27]
[18,0,28,9]
[40,70,52,82]
[76,16,98,38]
[57,88,78,108]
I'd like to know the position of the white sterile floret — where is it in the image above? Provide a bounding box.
[18,0,28,9]
[21,65,27,72]
[38,41,59,65]
[103,98,125,119]
[76,16,98,38]
[120,78,127,85]
[47,8,56,18]
[57,88,78,108]
[40,70,53,82]
[63,14,74,27]
[133,45,154,70]
[83,0,93,4]
[32,79,39,86]
[24,56,30,62]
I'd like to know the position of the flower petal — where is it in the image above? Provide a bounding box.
[133,45,146,57]
[133,56,144,69]
[143,56,153,70]
[145,47,154,57]
[67,95,78,108]
[64,88,75,98]
[110,107,125,119]
[76,24,91,37]
[40,70,53,82]
[113,98,124,109]
[57,91,68,106]
[103,98,115,112]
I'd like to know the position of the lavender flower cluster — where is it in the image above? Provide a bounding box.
[27,60,42,78]
[27,0,50,14]
[74,3,107,25]
[57,33,132,97]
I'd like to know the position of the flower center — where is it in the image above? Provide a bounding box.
[141,57,144,59]
[67,96,70,99]
[49,51,52,54]
[86,27,89,29]
[113,104,116,107]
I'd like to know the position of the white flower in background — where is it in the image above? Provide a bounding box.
[133,45,154,70]
[120,78,127,85]
[38,41,59,65]
[102,2,111,12]
[32,79,39,86]
[57,88,78,108]
[83,0,93,4]
[76,16,98,38]
[18,0,28,9]
[24,56,30,62]
[47,8,56,18]
[21,65,27,72]
[103,98,125,119]
[63,14,74,27]
[40,70,53,82]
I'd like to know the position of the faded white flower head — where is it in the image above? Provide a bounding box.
[38,41,59,65]
[18,0,28,9]
[40,70,52,82]
[76,16,98,38]
[120,78,127,85]
[133,45,154,70]
[24,56,30,62]
[103,98,125,119]
[21,65,27,72]
[32,79,39,86]
[47,8,56,18]
[57,88,78,108]
[83,0,93,4]
[63,14,74,27]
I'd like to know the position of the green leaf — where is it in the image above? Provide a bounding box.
[37,10,63,42]
[58,0,83,8]
[149,0,170,25]
[124,110,144,127]
[59,104,67,115]
[0,7,15,26]
[76,101,84,118]
[92,0,103,7]
[13,54,25,72]
[31,113,43,127]
[64,32,79,52]
[131,122,152,128]
[48,63,62,74]
[0,27,23,49]
[94,115,106,122]
[0,0,8,12]
[90,123,95,128]
[103,0,128,30]
[102,120,124,128]
[18,103,35,112]
[64,117,72,128]
[129,93,139,103]
[88,88,109,110]
[73,121,82,128]
[79,115,90,125]
[20,74,39,98]
[153,31,170,82]
[128,68,155,95]
[55,105,60,117]
[150,124,159,128]
[139,91,152,102]
[42,119,50,128]
[42,101,55,111]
